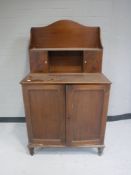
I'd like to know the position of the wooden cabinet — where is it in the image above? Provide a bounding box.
[21,73,110,155]
[20,20,111,155]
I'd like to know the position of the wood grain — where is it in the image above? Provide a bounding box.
[66,85,110,146]
[21,73,111,85]
[22,85,66,146]
[29,20,103,49]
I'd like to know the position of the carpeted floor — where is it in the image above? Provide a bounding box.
[0,120,131,175]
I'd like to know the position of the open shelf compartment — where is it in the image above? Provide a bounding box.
[48,51,83,73]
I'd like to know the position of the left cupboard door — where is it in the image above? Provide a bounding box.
[22,84,66,146]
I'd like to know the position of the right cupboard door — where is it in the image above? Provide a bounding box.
[66,85,110,146]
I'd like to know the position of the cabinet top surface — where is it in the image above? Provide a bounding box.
[21,73,111,85]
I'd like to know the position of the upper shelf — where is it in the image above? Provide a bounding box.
[29,20,103,50]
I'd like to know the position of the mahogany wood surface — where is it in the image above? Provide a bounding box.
[30,50,48,73]
[29,20,102,49]
[48,51,83,73]
[22,85,65,146]
[83,50,102,72]
[21,73,111,85]
[66,85,110,146]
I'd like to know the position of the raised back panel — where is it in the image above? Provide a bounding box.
[29,20,103,73]
[30,20,102,49]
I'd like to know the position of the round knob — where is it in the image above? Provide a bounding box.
[44,60,48,64]
[84,60,87,64]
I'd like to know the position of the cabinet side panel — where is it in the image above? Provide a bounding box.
[22,86,33,143]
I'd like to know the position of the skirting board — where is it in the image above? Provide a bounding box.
[0,113,131,123]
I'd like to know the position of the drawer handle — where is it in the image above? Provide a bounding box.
[44,60,48,64]
[84,60,87,64]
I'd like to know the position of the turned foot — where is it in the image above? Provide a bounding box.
[98,147,104,156]
[28,147,34,155]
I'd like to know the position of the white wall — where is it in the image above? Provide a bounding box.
[0,0,131,117]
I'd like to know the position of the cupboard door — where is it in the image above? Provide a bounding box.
[30,50,48,73]
[66,85,110,146]
[83,51,102,73]
[23,85,65,146]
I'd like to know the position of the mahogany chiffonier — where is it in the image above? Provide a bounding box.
[20,20,111,155]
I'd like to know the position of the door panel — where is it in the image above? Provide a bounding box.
[66,85,107,146]
[24,85,65,145]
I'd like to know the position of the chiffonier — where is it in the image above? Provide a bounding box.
[20,20,111,155]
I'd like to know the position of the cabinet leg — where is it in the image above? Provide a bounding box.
[28,147,34,156]
[98,147,104,156]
